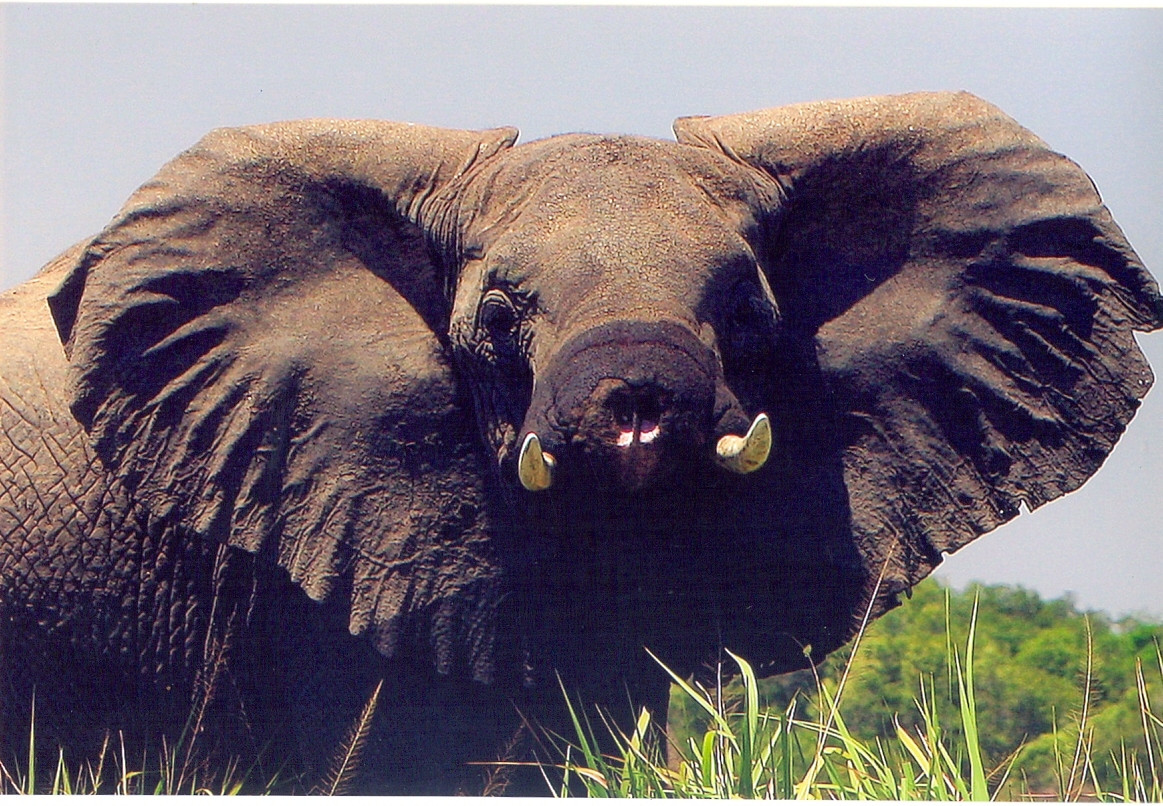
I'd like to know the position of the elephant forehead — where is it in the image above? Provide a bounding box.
[499,135,747,213]
[472,139,758,290]
[462,134,771,248]
[521,219,751,317]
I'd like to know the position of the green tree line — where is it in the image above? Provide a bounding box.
[670,579,1163,797]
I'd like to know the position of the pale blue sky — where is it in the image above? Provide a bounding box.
[3,5,1161,618]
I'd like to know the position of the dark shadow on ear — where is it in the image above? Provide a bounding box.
[46,249,89,350]
[309,179,453,339]
[710,323,871,675]
[764,140,921,334]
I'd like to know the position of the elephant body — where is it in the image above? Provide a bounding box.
[0,93,1159,792]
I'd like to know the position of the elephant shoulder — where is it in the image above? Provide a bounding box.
[0,245,124,607]
[0,247,90,453]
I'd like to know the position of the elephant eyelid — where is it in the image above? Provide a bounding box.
[477,289,522,339]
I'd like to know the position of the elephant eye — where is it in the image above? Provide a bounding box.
[722,281,779,364]
[730,281,776,328]
[478,289,519,340]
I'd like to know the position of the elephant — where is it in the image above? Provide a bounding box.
[0,91,1159,793]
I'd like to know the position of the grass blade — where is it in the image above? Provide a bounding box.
[315,678,382,796]
[954,592,988,800]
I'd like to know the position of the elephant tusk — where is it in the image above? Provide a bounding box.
[517,432,557,491]
[715,413,772,475]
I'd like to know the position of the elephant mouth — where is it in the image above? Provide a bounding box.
[617,422,660,447]
[608,431,670,492]
[611,388,662,448]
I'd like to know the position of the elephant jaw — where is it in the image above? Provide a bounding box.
[610,433,668,492]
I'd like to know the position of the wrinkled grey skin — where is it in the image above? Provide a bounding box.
[1,92,1160,793]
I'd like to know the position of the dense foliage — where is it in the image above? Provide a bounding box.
[669,579,1163,798]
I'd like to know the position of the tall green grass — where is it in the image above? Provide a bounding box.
[0,680,294,796]
[542,591,1163,800]
[0,719,279,795]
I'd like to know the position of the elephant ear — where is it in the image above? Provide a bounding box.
[47,120,518,681]
[676,92,1162,622]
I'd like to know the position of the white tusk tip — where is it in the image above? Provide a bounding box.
[517,432,556,491]
[715,412,772,475]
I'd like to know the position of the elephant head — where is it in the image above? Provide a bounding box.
[46,93,1162,695]
[440,131,783,497]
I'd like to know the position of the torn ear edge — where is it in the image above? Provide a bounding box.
[46,244,93,355]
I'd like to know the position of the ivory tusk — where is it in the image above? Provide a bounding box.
[517,432,557,491]
[715,413,772,475]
